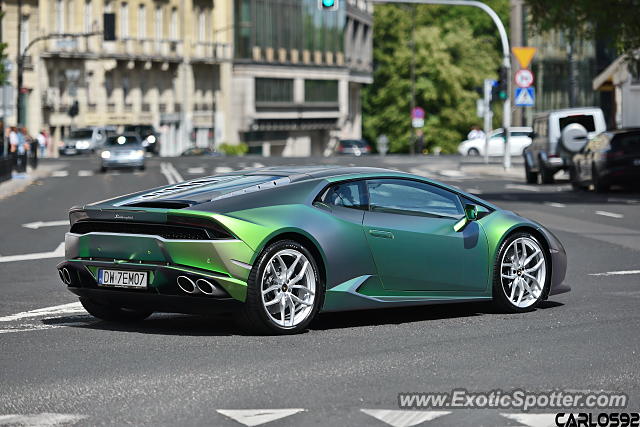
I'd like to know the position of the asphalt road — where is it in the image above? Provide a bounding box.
[1,155,639,427]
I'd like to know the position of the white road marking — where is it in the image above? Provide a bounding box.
[465,188,483,194]
[439,169,465,178]
[22,220,68,229]
[544,202,566,208]
[589,270,640,277]
[0,302,85,322]
[595,210,623,219]
[77,170,93,177]
[215,166,234,173]
[0,413,87,426]
[252,162,265,168]
[360,409,450,427]
[51,170,68,177]
[505,184,540,192]
[607,197,640,204]
[216,409,305,426]
[160,162,183,184]
[0,242,64,263]
[187,167,205,174]
[501,413,558,427]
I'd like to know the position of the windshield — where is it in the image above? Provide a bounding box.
[68,130,93,139]
[105,135,141,146]
[341,140,367,148]
[125,125,155,134]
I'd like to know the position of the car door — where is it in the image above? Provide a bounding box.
[363,179,489,293]
[487,131,504,156]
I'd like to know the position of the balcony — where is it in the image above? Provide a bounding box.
[191,42,232,64]
[42,37,184,62]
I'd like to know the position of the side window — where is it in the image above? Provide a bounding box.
[367,179,463,218]
[321,181,367,210]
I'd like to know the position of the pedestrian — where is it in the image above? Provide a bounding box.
[467,125,485,141]
[15,128,30,173]
[37,129,47,158]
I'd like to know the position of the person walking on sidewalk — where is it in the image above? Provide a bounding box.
[37,129,47,158]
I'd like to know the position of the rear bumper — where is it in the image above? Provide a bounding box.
[101,159,145,168]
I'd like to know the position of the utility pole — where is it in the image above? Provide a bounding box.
[16,0,23,126]
[369,0,513,169]
[483,78,494,164]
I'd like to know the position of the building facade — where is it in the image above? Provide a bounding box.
[2,0,372,156]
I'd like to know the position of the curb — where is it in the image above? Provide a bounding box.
[0,162,66,200]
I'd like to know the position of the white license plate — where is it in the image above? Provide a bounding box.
[98,269,148,289]
[64,148,77,154]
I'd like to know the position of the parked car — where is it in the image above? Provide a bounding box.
[59,127,113,156]
[99,134,146,172]
[124,125,160,154]
[457,127,533,157]
[336,139,371,156]
[180,147,223,157]
[523,107,607,184]
[570,128,640,192]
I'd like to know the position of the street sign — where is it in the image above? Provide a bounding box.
[514,69,534,88]
[515,87,535,107]
[512,47,537,69]
[411,107,425,119]
[412,118,424,129]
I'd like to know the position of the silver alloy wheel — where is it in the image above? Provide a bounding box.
[500,237,547,308]
[261,248,316,328]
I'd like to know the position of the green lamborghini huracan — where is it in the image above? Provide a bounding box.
[58,166,569,334]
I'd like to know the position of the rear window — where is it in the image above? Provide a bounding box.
[559,115,596,132]
[69,130,93,139]
[612,132,640,153]
[106,135,140,146]
[340,140,367,148]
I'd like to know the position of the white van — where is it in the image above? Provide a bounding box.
[523,107,607,183]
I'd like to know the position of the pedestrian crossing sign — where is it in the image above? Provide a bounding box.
[515,87,535,107]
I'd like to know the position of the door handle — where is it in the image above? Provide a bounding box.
[368,229,394,239]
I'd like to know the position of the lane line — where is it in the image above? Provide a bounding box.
[252,162,265,168]
[0,242,64,263]
[160,162,176,184]
[0,413,87,426]
[77,170,93,177]
[22,220,68,229]
[214,166,234,174]
[51,170,68,177]
[167,162,184,183]
[544,202,566,208]
[439,170,465,178]
[217,409,305,426]
[0,302,85,322]
[360,409,451,427]
[505,184,540,192]
[595,210,623,219]
[589,270,640,277]
[187,167,205,174]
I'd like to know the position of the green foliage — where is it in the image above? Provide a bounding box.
[525,0,640,55]
[363,3,508,154]
[218,142,249,156]
[0,11,7,85]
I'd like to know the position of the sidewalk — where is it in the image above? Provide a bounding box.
[0,162,66,200]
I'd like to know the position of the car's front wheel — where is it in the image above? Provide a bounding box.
[80,297,152,322]
[467,148,480,156]
[236,240,324,335]
[493,232,550,313]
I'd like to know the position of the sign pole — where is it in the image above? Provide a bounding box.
[483,79,493,164]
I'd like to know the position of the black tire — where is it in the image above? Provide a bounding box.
[235,240,324,335]
[80,297,152,322]
[100,166,107,173]
[525,161,538,184]
[139,165,146,171]
[540,163,555,184]
[467,148,480,156]
[569,166,583,191]
[592,164,609,193]
[492,232,551,314]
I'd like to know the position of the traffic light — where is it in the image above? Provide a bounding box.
[318,0,339,11]
[491,66,508,102]
[103,13,116,41]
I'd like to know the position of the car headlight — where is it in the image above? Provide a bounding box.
[146,135,156,144]
[135,150,145,157]
[101,151,111,159]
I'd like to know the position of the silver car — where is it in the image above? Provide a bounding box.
[99,134,146,172]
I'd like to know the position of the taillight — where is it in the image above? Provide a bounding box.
[337,145,344,153]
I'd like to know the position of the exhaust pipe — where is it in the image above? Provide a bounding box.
[196,279,218,296]
[58,269,66,284]
[61,268,72,285]
[177,276,198,294]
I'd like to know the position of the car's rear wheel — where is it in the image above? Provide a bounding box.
[493,232,550,313]
[236,240,323,335]
[467,148,480,156]
[540,163,555,184]
[79,297,152,322]
[524,161,538,184]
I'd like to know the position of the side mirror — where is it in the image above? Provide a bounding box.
[454,204,478,232]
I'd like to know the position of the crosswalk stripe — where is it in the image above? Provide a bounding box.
[187,167,205,174]
[360,409,450,427]
[215,166,234,173]
[595,210,623,219]
[51,170,68,177]
[77,170,93,177]
[216,409,305,426]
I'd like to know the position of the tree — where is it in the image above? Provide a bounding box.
[525,0,640,55]
[363,3,508,153]
[0,11,7,85]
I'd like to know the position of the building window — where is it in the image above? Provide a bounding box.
[255,78,294,104]
[55,0,65,32]
[305,80,338,103]
[198,8,206,42]
[138,4,146,39]
[120,2,129,38]
[20,14,29,54]
[84,0,93,32]
[170,8,179,40]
